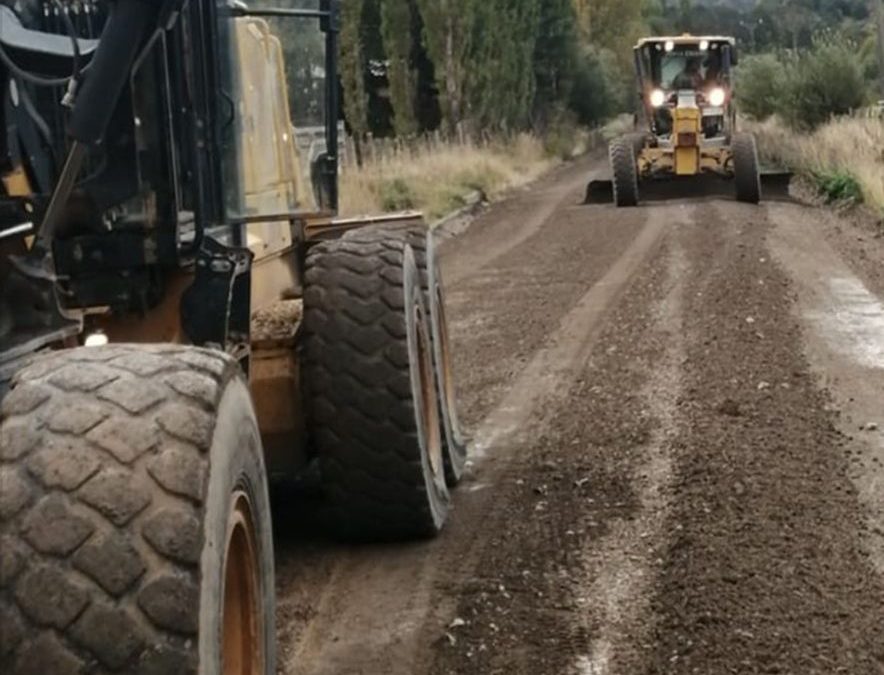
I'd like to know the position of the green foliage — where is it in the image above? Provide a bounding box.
[413,0,474,130]
[542,111,583,160]
[340,0,631,140]
[379,178,417,211]
[468,0,540,131]
[339,0,369,139]
[738,33,872,130]
[815,170,864,205]
[781,35,869,129]
[569,48,618,126]
[737,54,786,120]
[533,0,579,129]
[381,0,419,137]
[338,0,881,142]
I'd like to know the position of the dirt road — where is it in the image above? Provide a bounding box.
[274,156,884,675]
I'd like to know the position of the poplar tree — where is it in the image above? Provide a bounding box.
[414,0,475,131]
[381,0,419,137]
[340,0,369,161]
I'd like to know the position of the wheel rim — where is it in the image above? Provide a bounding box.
[434,284,462,440]
[416,303,444,483]
[223,491,263,675]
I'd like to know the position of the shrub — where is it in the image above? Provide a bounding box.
[543,110,583,160]
[814,170,864,205]
[737,53,786,121]
[781,35,869,130]
[379,178,416,211]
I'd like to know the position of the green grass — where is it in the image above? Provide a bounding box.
[814,171,864,205]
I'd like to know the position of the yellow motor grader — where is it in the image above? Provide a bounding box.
[589,35,788,207]
[0,1,467,673]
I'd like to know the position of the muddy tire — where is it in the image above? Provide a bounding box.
[344,225,469,485]
[0,346,275,674]
[302,234,450,539]
[733,132,762,204]
[610,136,640,207]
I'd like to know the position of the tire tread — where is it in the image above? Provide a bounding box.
[0,345,238,674]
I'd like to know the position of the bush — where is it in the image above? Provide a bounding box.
[737,54,786,120]
[781,35,869,130]
[379,178,416,211]
[814,170,864,205]
[543,110,582,160]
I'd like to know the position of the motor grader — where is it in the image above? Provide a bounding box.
[0,1,468,673]
[589,35,773,207]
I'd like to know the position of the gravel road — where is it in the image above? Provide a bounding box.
[275,155,884,675]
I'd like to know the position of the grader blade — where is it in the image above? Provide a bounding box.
[760,171,794,199]
[585,179,614,205]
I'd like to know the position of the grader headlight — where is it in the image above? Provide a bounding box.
[708,87,727,107]
[649,89,667,108]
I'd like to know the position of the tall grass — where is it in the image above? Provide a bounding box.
[751,115,884,213]
[339,133,558,220]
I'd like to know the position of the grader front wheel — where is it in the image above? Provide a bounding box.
[0,346,275,675]
[610,137,641,207]
[344,225,469,485]
[733,133,762,204]
[302,233,450,540]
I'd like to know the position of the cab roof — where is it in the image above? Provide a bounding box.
[635,35,736,49]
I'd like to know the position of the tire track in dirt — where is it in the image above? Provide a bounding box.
[440,155,607,287]
[467,208,669,465]
[767,201,884,577]
[644,201,884,674]
[276,162,669,675]
[427,204,693,675]
[575,210,691,675]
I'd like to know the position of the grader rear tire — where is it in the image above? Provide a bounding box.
[733,132,762,204]
[302,234,450,539]
[344,225,469,485]
[0,346,275,675]
[610,137,640,207]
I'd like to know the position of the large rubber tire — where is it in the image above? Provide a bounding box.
[343,225,469,486]
[610,136,640,207]
[733,132,762,204]
[302,234,450,539]
[624,132,647,159]
[0,346,275,674]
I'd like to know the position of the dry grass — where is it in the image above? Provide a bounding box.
[750,115,884,213]
[339,133,557,221]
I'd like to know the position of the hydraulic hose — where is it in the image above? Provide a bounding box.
[38,0,159,244]
[67,0,159,145]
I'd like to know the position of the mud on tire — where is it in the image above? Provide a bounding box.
[344,224,469,485]
[733,132,762,204]
[610,136,640,207]
[302,233,450,539]
[0,346,275,674]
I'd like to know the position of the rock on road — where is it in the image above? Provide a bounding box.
[273,155,884,675]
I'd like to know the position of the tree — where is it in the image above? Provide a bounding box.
[381,0,419,137]
[534,0,580,129]
[415,0,475,131]
[340,0,369,161]
[468,0,540,131]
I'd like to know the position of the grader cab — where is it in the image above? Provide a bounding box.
[588,35,789,207]
[0,2,466,673]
